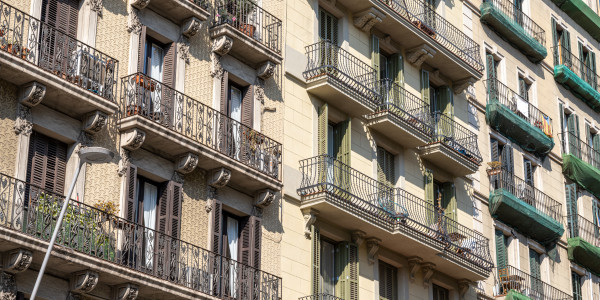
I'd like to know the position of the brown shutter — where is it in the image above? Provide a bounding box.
[26,132,67,194]
[124,164,137,222]
[169,181,183,239]
[252,216,262,269]
[138,26,147,73]
[220,72,229,114]
[239,216,252,265]
[41,0,59,27]
[157,182,170,234]
[241,85,254,128]
[162,43,177,88]
[211,199,223,254]
[42,0,78,38]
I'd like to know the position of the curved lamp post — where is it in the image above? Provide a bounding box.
[31,147,114,299]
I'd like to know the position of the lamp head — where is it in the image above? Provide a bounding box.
[79,147,114,164]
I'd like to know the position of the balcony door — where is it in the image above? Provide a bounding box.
[144,40,165,115]
[40,0,79,76]
[135,177,159,271]
[552,20,571,65]
[319,8,338,69]
[578,42,597,89]
[529,249,544,298]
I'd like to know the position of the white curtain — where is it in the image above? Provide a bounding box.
[227,217,239,297]
[230,87,242,159]
[143,182,157,269]
[150,44,164,113]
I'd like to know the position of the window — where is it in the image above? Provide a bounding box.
[321,240,336,295]
[518,77,530,102]
[377,146,395,187]
[26,132,68,194]
[379,261,397,300]
[552,19,571,65]
[134,176,159,270]
[490,138,513,173]
[561,109,580,157]
[565,183,579,238]
[495,229,509,269]
[572,271,583,300]
[513,0,524,25]
[41,0,79,38]
[432,284,449,300]
[143,39,165,82]
[319,9,338,45]
[311,233,358,299]
[137,27,177,87]
[424,170,456,223]
[578,42,597,88]
[523,158,534,186]
[529,249,543,295]
[486,54,500,81]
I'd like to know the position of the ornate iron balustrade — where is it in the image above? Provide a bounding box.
[297,155,493,271]
[559,131,600,169]
[567,214,600,247]
[380,0,484,72]
[299,294,344,300]
[191,0,211,10]
[493,265,573,300]
[483,0,545,46]
[489,169,563,223]
[303,40,381,110]
[213,0,282,54]
[553,45,600,92]
[0,0,118,101]
[431,112,483,164]
[120,73,281,180]
[372,79,434,136]
[485,79,552,136]
[0,172,282,299]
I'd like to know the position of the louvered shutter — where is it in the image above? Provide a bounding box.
[518,77,528,101]
[252,216,262,269]
[593,134,600,165]
[578,42,585,79]
[138,26,147,73]
[501,145,514,174]
[551,18,558,49]
[240,216,252,266]
[377,146,394,187]
[529,249,542,294]
[438,86,453,119]
[424,169,434,224]
[311,225,321,295]
[421,70,430,105]
[348,243,359,300]
[26,132,67,195]
[335,242,359,300]
[162,43,177,88]
[241,85,254,128]
[169,181,182,239]
[490,138,500,162]
[371,35,380,81]
[486,54,496,81]
[333,118,351,166]
[124,164,137,222]
[390,54,404,86]
[318,104,328,156]
[441,183,456,223]
[566,183,579,237]
[563,30,571,65]
[586,123,592,146]
[379,262,396,300]
[220,72,229,114]
[593,199,600,237]
[591,52,597,88]
[157,182,169,235]
[42,0,78,38]
[211,199,223,255]
[495,229,507,269]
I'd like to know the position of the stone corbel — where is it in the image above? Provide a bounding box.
[457,279,471,300]
[429,70,449,87]
[89,0,103,16]
[407,256,423,282]
[212,36,233,56]
[175,153,199,174]
[0,272,16,300]
[83,111,108,135]
[319,0,343,18]
[208,167,232,188]
[182,17,202,38]
[257,62,276,80]
[121,128,146,151]
[407,44,436,68]
[351,230,366,246]
[112,283,139,300]
[127,7,142,34]
[365,237,381,264]
[255,189,275,208]
[18,81,46,107]
[453,77,476,95]
[2,249,32,273]
[130,0,150,10]
[178,38,191,64]
[301,208,319,238]
[117,149,131,177]
[379,35,398,54]
[421,262,436,287]
[70,270,99,293]
[13,105,32,136]
[353,8,384,33]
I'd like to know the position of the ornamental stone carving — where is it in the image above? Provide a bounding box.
[112,283,139,300]
[18,81,46,107]
[301,208,319,238]
[421,262,436,287]
[175,153,199,174]
[89,0,103,16]
[13,105,32,136]
[353,8,384,32]
[351,230,366,246]
[257,62,276,80]
[130,0,150,10]
[407,44,436,69]
[212,36,233,56]
[207,167,231,188]
[117,149,131,177]
[254,189,275,208]
[0,272,15,300]
[457,279,471,300]
[172,171,184,184]
[182,17,202,38]
[70,270,99,293]
[407,256,423,282]
[121,128,146,151]
[3,249,32,273]
[453,78,476,95]
[178,40,191,64]
[366,237,381,264]
[254,78,265,104]
[127,8,142,34]
[210,52,224,79]
[83,111,108,134]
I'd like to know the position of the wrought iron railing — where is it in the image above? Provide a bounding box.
[0,173,282,299]
[0,1,118,101]
[370,79,434,137]
[489,169,563,223]
[493,265,573,300]
[485,79,552,136]
[567,214,600,247]
[483,0,545,46]
[553,45,600,92]
[303,40,381,110]
[431,113,483,164]
[299,294,344,300]
[120,73,281,180]
[297,155,493,271]
[213,0,282,54]
[559,131,600,169]
[380,0,484,72]
[190,0,211,10]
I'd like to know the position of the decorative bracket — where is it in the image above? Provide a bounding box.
[429,69,449,87]
[112,283,139,300]
[301,208,319,238]
[407,44,436,68]
[380,35,398,54]
[18,81,46,107]
[175,152,199,174]
[353,8,384,32]
[13,104,32,136]
[89,0,103,16]
[83,111,108,135]
[178,38,191,64]
[121,128,146,151]
[182,17,202,38]
[130,0,150,9]
[207,167,231,188]
[457,279,471,300]
[366,237,381,264]
[2,249,32,273]
[407,256,423,282]
[453,77,476,95]
[351,230,367,246]
[70,270,99,293]
[257,62,276,80]
[255,189,275,208]
[212,36,233,56]
[421,262,436,287]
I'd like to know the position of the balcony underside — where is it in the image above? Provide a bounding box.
[480,2,547,62]
[118,115,282,193]
[554,65,600,112]
[365,111,432,148]
[306,76,377,117]
[209,24,282,68]
[568,237,600,276]
[562,153,600,198]
[552,0,600,42]
[505,290,532,300]
[485,102,554,157]
[418,143,480,177]
[0,49,118,118]
[146,0,210,24]
[489,189,564,244]
[300,192,490,281]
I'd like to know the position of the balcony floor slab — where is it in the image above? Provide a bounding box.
[417,143,480,177]
[209,24,282,68]
[568,237,600,276]
[365,110,433,148]
[146,0,210,24]
[306,76,378,117]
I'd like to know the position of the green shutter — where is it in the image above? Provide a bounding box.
[579,42,585,79]
[529,249,543,294]
[377,146,394,187]
[318,104,328,156]
[379,261,397,300]
[371,35,380,81]
[421,70,430,105]
[438,86,453,118]
[566,183,579,237]
[501,145,514,175]
[552,18,558,48]
[390,54,404,86]
[495,229,508,269]
[593,199,600,237]
[311,225,321,295]
[518,77,528,101]
[334,118,351,196]
[335,242,359,300]
[424,169,434,224]
[441,182,456,222]
[486,54,497,81]
[593,134,600,164]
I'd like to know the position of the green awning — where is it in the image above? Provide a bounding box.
[480,2,547,62]
[562,153,600,198]
[489,189,564,244]
[568,237,600,276]
[552,0,600,42]
[505,290,532,300]
[554,65,600,112]
[486,102,554,158]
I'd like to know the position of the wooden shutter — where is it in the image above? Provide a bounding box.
[333,118,351,166]
[220,72,229,114]
[441,182,456,222]
[377,146,394,187]
[490,138,500,162]
[169,181,183,239]
[371,35,380,81]
[495,229,507,269]
[162,42,177,88]
[551,18,558,49]
[318,104,328,156]
[241,85,254,128]
[421,70,430,105]
[437,86,453,118]
[593,134,600,163]
[210,199,223,254]
[252,216,262,269]
[335,242,358,300]
[319,9,338,45]
[390,54,404,86]
[424,169,434,224]
[578,42,585,78]
[138,26,147,73]
[239,215,261,268]
[311,225,321,295]
[42,0,78,38]
[529,249,541,279]
[124,164,137,222]
[157,182,170,235]
[566,183,579,237]
[26,132,67,194]
[379,262,397,300]
[518,77,528,101]
[501,145,514,174]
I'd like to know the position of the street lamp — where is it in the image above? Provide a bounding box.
[30,147,114,299]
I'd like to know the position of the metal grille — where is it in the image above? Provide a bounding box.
[567,214,600,247]
[482,0,545,46]
[431,112,483,164]
[559,131,600,169]
[493,265,573,300]
[299,294,344,300]
[553,45,600,92]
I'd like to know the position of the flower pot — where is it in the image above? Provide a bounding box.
[127,105,143,116]
[486,168,501,176]
[239,23,255,37]
[413,20,436,38]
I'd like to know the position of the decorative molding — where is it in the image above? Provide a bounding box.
[453,77,476,95]
[2,249,32,273]
[83,111,108,134]
[89,0,103,16]
[351,230,366,246]
[210,52,225,79]
[175,153,199,174]
[70,270,99,293]
[421,262,436,287]
[127,8,142,34]
[205,197,215,212]
[182,17,202,38]
[255,189,275,208]
[318,0,343,18]
[365,238,381,264]
[0,272,15,300]
[379,35,398,54]
[457,279,471,300]
[353,8,384,32]
[130,0,150,10]
[13,105,32,137]
[178,39,191,64]
[212,36,233,56]
[301,208,319,238]
[121,128,146,151]
[429,69,449,87]
[257,62,276,80]
[18,81,46,107]
[117,149,131,177]
[172,172,185,184]
[207,167,231,188]
[112,283,139,300]
[407,256,423,282]
[407,44,436,68]
[255,78,265,104]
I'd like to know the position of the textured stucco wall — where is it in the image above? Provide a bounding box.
[0,80,18,177]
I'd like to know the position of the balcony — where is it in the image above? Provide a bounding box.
[551,0,600,42]
[298,155,493,280]
[485,79,554,157]
[493,265,573,299]
[118,73,282,192]
[553,46,600,112]
[210,0,282,67]
[560,131,600,198]
[567,214,600,275]
[142,0,210,25]
[365,80,434,148]
[488,169,564,244]
[480,0,547,62]
[0,1,118,117]
[418,113,482,176]
[0,173,282,299]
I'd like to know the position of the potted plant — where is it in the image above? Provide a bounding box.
[486,161,502,176]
